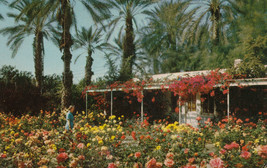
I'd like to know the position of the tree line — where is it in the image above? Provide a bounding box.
[0,0,266,110]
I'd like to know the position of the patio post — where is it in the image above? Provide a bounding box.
[141,90,144,122]
[111,91,113,116]
[179,100,181,123]
[227,88,230,120]
[86,92,88,116]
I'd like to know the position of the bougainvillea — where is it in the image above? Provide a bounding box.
[83,69,234,110]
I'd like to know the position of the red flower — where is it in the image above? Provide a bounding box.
[223,89,228,94]
[78,155,85,160]
[184,148,189,154]
[56,152,68,163]
[224,142,239,150]
[0,153,7,158]
[134,152,141,158]
[151,97,155,103]
[188,157,195,163]
[219,149,226,155]
[121,135,126,140]
[210,90,215,97]
[164,158,174,167]
[258,145,267,159]
[77,143,85,149]
[145,158,157,168]
[107,162,118,168]
[175,107,179,113]
[236,119,243,124]
[240,151,251,159]
[133,162,143,168]
[209,158,224,168]
[166,152,174,159]
[196,117,202,121]
[131,131,137,140]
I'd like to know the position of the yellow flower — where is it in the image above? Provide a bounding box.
[121,115,124,118]
[215,142,220,147]
[109,115,116,120]
[80,127,84,131]
[87,143,91,147]
[10,131,14,135]
[155,146,161,150]
[24,153,29,158]
[254,139,259,144]
[51,144,57,150]
[110,136,115,141]
[98,140,103,145]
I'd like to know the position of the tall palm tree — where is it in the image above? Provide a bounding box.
[73,26,107,86]
[188,0,238,46]
[106,0,155,81]
[23,0,111,108]
[0,0,55,93]
[140,0,196,73]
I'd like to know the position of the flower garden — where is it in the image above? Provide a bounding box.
[0,110,266,168]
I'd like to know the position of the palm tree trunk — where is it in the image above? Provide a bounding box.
[120,10,135,81]
[34,31,44,94]
[212,7,220,46]
[60,0,73,109]
[85,51,94,86]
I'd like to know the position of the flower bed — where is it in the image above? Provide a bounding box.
[0,111,266,167]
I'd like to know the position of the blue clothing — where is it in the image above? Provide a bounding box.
[65,111,74,130]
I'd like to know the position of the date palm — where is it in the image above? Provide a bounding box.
[0,0,55,93]
[106,0,155,81]
[140,0,196,73]
[16,0,110,108]
[73,26,107,86]
[188,0,238,46]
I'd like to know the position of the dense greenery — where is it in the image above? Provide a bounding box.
[0,65,85,115]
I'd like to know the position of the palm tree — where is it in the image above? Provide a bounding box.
[73,26,107,86]
[106,0,155,81]
[140,0,196,73]
[188,0,238,46]
[23,0,111,108]
[0,0,55,93]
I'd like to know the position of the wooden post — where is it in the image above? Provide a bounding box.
[111,91,113,116]
[141,90,144,122]
[86,92,88,117]
[227,88,230,120]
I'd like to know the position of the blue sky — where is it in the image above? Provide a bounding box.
[0,2,111,83]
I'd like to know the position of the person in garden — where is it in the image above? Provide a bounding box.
[65,105,75,131]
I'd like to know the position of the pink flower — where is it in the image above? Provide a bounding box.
[56,152,68,163]
[145,158,156,168]
[219,149,226,155]
[209,158,224,168]
[164,158,174,167]
[196,117,202,121]
[188,157,195,163]
[258,145,267,159]
[133,162,143,168]
[77,143,85,149]
[240,151,251,159]
[236,119,243,124]
[166,152,174,159]
[224,142,239,150]
[135,152,141,158]
[184,148,189,154]
[78,155,85,160]
[155,162,163,168]
[107,162,118,168]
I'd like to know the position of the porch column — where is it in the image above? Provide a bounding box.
[179,100,181,123]
[111,91,113,116]
[227,88,230,120]
[196,93,201,115]
[141,90,144,122]
[86,92,88,116]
